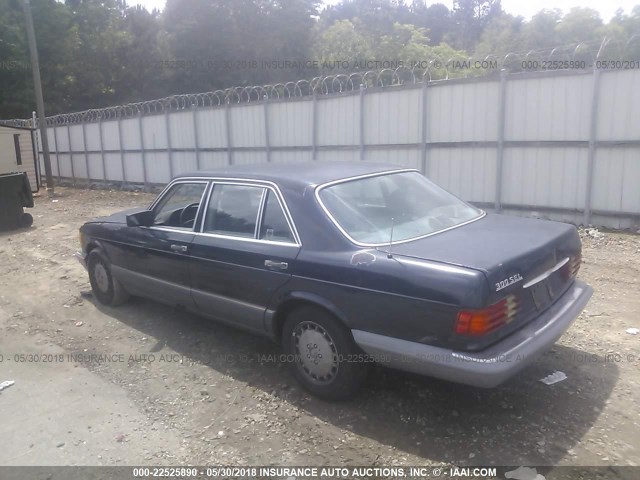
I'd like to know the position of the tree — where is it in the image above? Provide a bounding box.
[0,0,77,117]
[313,19,373,73]
[410,2,453,45]
[449,0,502,50]
[555,7,603,46]
[520,9,562,52]
[319,0,413,39]
[473,13,524,59]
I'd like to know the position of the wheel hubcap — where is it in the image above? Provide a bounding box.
[293,321,338,384]
[94,262,109,293]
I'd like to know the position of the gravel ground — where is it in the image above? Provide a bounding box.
[0,186,639,470]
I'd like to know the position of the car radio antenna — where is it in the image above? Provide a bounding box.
[387,217,395,259]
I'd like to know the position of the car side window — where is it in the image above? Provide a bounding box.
[203,184,265,237]
[259,190,295,243]
[153,182,206,228]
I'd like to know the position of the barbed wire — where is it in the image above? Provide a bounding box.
[1,35,638,128]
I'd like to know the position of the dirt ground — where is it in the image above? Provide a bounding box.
[0,186,639,470]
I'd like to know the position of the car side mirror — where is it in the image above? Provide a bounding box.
[126,210,155,227]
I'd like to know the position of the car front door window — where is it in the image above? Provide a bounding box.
[153,183,207,229]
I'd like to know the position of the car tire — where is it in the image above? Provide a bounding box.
[282,306,370,400]
[87,249,130,306]
[19,213,33,228]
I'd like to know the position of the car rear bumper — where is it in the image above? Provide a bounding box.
[74,251,87,270]
[352,280,593,388]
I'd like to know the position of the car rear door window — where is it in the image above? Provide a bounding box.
[203,184,265,238]
[259,190,295,243]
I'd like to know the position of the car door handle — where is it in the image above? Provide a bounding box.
[264,259,288,270]
[170,244,189,253]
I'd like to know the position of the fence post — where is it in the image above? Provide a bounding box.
[66,124,76,186]
[225,101,234,165]
[192,105,201,170]
[583,68,602,226]
[264,96,271,162]
[52,125,61,183]
[31,111,42,185]
[421,81,429,176]
[116,115,127,188]
[494,70,508,212]
[312,93,318,161]
[138,112,149,191]
[98,117,107,183]
[81,120,90,187]
[165,110,174,180]
[359,84,366,160]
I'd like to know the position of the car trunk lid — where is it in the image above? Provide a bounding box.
[385,213,582,350]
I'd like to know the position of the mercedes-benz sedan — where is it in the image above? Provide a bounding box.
[77,162,593,399]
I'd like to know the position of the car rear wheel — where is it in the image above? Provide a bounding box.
[282,306,369,400]
[87,249,130,306]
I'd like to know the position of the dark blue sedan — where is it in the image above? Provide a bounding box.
[76,162,593,399]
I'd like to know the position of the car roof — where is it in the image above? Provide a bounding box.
[179,161,415,189]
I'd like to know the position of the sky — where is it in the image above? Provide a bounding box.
[131,0,638,22]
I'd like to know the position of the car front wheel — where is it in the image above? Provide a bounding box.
[282,306,369,400]
[87,249,130,306]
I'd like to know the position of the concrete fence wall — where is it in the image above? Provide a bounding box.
[37,68,640,229]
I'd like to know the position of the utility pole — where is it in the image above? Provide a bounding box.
[22,0,54,193]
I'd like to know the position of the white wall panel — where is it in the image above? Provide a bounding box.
[54,126,69,151]
[172,152,198,176]
[101,121,120,150]
[505,75,592,141]
[268,100,313,147]
[84,123,102,150]
[230,104,265,147]
[428,147,496,203]
[197,109,228,148]
[120,118,141,150]
[69,125,85,151]
[317,95,359,146]
[592,147,640,213]
[199,151,230,170]
[502,147,587,209]
[57,154,72,178]
[87,153,104,180]
[142,115,168,150]
[316,150,360,162]
[364,89,422,145]
[232,151,267,165]
[597,70,640,141]
[169,111,196,148]
[145,152,170,183]
[428,81,500,142]
[104,153,123,181]
[123,153,144,183]
[365,148,420,169]
[271,150,313,163]
[71,154,88,180]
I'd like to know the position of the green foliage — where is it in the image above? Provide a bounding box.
[1,0,640,119]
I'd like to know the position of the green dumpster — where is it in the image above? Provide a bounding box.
[0,172,34,230]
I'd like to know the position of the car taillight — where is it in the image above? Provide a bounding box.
[561,253,581,280]
[455,294,519,336]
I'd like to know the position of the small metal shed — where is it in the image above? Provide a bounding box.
[0,124,39,192]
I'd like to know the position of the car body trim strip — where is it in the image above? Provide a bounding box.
[523,257,570,289]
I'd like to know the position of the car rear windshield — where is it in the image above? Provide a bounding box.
[318,171,482,245]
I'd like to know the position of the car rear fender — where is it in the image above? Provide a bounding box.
[266,291,350,341]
